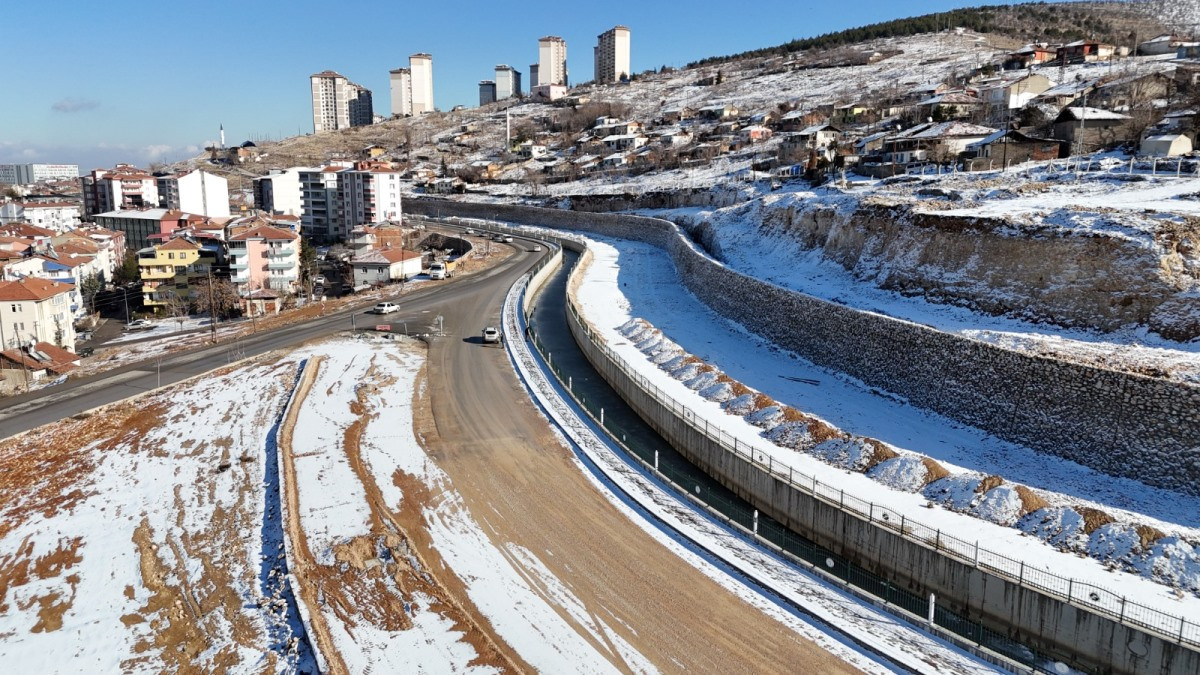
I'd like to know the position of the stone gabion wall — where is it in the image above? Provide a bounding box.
[409,198,1200,495]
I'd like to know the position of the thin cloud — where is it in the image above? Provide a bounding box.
[51,97,100,113]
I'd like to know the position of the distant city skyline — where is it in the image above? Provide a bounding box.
[2,0,1051,171]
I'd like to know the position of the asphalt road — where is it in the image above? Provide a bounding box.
[0,231,541,440]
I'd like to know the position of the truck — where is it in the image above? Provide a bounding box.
[428,258,457,280]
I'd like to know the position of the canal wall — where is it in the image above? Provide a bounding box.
[406,198,1200,498]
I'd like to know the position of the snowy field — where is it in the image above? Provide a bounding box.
[572,234,1200,622]
[0,359,309,672]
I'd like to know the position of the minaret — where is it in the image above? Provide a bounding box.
[220,123,226,149]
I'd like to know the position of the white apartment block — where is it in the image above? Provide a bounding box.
[0,202,81,233]
[80,164,159,216]
[538,36,568,87]
[156,169,230,218]
[310,70,373,133]
[410,53,435,115]
[390,68,412,117]
[594,25,631,84]
[479,80,497,106]
[253,168,304,216]
[339,164,404,227]
[0,164,79,185]
[495,65,522,99]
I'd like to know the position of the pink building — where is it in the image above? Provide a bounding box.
[227,224,301,296]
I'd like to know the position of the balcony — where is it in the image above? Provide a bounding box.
[140,266,174,280]
[267,260,295,271]
[266,246,295,258]
[230,261,249,270]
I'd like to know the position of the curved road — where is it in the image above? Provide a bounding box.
[0,226,859,672]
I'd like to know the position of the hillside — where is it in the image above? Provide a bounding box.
[689,1,1171,67]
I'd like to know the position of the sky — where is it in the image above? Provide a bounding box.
[0,0,1082,172]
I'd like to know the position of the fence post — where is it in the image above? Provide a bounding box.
[935,530,941,551]
[899,514,906,535]
[1181,616,1187,644]
[927,593,936,625]
[753,509,759,535]
[1019,561,1025,586]
[974,540,979,566]
[1120,597,1126,623]
[1067,579,1073,602]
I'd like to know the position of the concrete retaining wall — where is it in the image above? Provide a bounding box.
[408,198,1200,496]
[561,251,1200,675]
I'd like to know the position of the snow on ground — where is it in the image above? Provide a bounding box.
[505,273,994,673]
[101,316,234,345]
[0,359,309,672]
[572,235,1200,622]
[640,170,1200,384]
[332,336,653,673]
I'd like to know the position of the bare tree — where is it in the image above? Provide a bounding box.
[191,277,240,321]
[163,291,191,332]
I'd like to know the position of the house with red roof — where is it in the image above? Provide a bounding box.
[0,277,77,352]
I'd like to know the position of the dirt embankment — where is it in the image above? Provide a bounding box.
[756,201,1200,340]
[277,350,525,672]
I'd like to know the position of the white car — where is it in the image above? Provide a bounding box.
[502,235,513,243]
[482,326,500,344]
[313,274,325,285]
[373,302,400,314]
[530,245,543,252]
[464,228,476,235]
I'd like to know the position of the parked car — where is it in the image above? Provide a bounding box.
[124,319,152,331]
[482,326,501,344]
[313,274,325,285]
[373,302,400,314]
[77,347,94,357]
[464,228,476,235]
[502,235,513,243]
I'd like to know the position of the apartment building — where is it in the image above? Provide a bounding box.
[0,202,81,233]
[80,164,159,216]
[228,224,300,296]
[339,162,404,227]
[137,237,216,310]
[298,164,349,241]
[538,36,568,86]
[495,65,522,100]
[594,25,631,84]
[410,53,434,115]
[252,168,304,216]
[0,164,79,185]
[529,64,539,89]
[156,169,230,218]
[310,70,373,133]
[390,68,412,117]
[479,80,497,106]
[0,277,77,352]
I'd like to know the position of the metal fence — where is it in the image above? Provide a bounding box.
[559,294,1200,650]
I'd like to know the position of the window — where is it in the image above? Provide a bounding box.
[9,304,16,312]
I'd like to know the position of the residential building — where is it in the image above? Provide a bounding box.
[298,164,350,241]
[2,252,93,320]
[350,247,422,287]
[390,67,413,117]
[136,238,215,310]
[1137,34,1188,56]
[479,80,497,106]
[93,208,176,251]
[976,73,1052,113]
[495,65,522,99]
[80,164,159,217]
[0,201,81,233]
[538,36,568,87]
[1051,107,1132,153]
[54,228,122,281]
[156,169,230,218]
[339,162,404,228]
[410,53,434,115]
[0,277,77,352]
[594,25,631,84]
[310,70,373,133]
[531,84,567,101]
[1056,40,1116,64]
[0,164,79,186]
[0,342,79,390]
[963,130,1063,167]
[253,168,304,216]
[881,121,997,163]
[228,224,301,296]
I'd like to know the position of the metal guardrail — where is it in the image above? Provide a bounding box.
[562,290,1200,651]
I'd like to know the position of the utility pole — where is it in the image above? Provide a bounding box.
[207,270,217,342]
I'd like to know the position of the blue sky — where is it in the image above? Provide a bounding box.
[1,0,1042,171]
